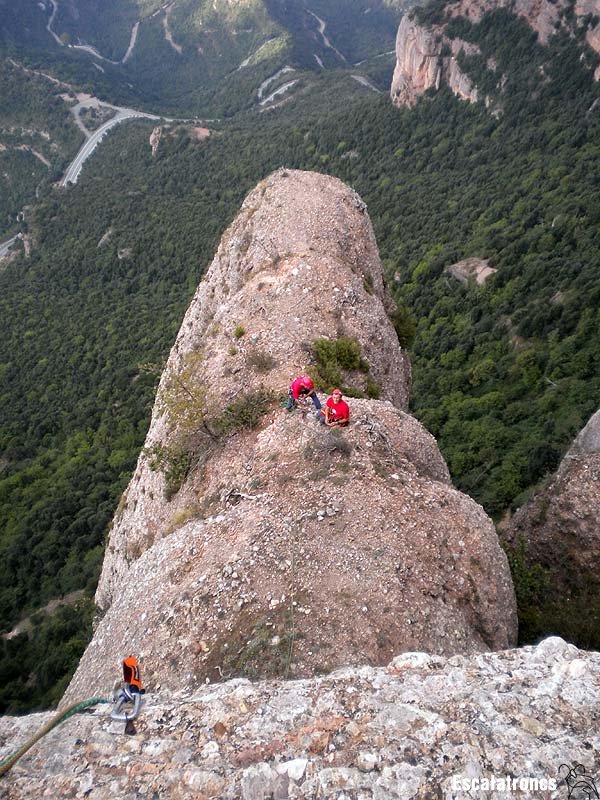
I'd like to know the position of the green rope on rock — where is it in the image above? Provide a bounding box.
[0,697,109,778]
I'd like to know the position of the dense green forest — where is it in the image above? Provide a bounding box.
[1,8,600,710]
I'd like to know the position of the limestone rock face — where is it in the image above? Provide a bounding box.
[95,168,411,613]
[63,169,515,706]
[391,0,600,108]
[2,639,598,799]
[391,16,480,107]
[149,125,162,155]
[504,407,600,588]
[569,407,600,456]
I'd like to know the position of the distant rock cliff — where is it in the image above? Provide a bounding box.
[63,169,516,706]
[391,0,600,107]
[575,0,600,53]
[391,15,480,107]
[444,0,568,44]
[2,638,598,798]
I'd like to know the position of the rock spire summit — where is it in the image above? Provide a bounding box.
[63,169,516,705]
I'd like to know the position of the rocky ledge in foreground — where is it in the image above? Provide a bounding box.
[1,637,598,799]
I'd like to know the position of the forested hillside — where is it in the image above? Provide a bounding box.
[1,0,405,116]
[1,6,600,710]
[0,60,83,235]
[0,0,406,228]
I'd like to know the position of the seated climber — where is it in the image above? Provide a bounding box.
[286,375,322,412]
[318,388,350,427]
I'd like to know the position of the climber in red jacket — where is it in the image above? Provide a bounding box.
[286,375,322,412]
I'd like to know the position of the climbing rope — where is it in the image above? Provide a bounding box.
[0,696,109,778]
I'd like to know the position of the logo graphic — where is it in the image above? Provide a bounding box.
[559,764,599,800]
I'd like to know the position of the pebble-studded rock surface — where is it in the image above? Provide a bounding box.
[63,397,517,705]
[94,168,412,612]
[1,637,598,799]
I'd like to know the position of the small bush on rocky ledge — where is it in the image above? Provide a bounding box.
[144,442,191,500]
[217,388,275,435]
[167,504,202,532]
[365,376,380,399]
[304,431,353,478]
[246,348,277,373]
[308,428,353,458]
[329,430,353,456]
[145,387,274,498]
[158,352,216,442]
[222,610,295,679]
[311,336,380,398]
[146,353,220,498]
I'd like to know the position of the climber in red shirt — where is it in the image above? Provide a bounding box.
[286,375,322,412]
[319,389,350,427]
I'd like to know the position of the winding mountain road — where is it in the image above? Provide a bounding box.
[351,75,381,93]
[60,108,159,186]
[307,10,347,63]
[257,66,295,101]
[0,235,19,258]
[44,0,141,64]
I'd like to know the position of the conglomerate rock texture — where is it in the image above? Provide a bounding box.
[94,167,411,613]
[391,0,600,108]
[1,638,598,799]
[62,169,516,707]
